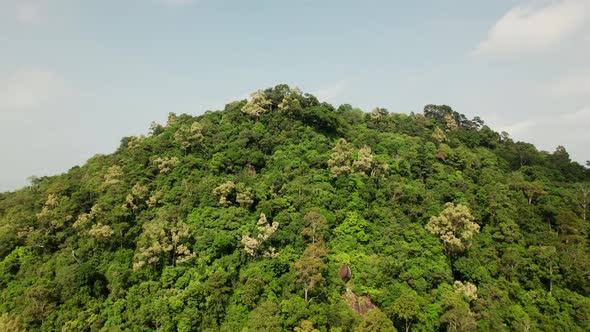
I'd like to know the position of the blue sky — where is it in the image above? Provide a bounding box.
[1,0,589,191]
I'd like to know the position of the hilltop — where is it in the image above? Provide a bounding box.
[0,85,589,331]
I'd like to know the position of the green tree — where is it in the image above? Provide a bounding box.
[439,288,476,332]
[355,309,397,332]
[294,320,320,332]
[301,211,329,244]
[391,289,422,332]
[247,300,282,332]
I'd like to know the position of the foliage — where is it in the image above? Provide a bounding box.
[0,84,588,331]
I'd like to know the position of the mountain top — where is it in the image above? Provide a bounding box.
[0,85,589,331]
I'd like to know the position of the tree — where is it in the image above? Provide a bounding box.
[444,114,458,131]
[432,127,446,143]
[371,107,389,120]
[294,320,320,332]
[301,211,329,244]
[453,281,477,301]
[576,183,589,221]
[103,165,124,186]
[293,242,327,302]
[174,121,204,153]
[133,209,195,269]
[153,156,179,174]
[328,138,354,177]
[0,313,24,332]
[278,87,303,113]
[439,288,476,332]
[235,183,254,208]
[242,90,272,118]
[516,180,546,205]
[426,203,480,254]
[423,104,454,123]
[355,309,397,332]
[246,300,282,331]
[391,289,421,332]
[241,213,279,258]
[22,281,58,325]
[213,181,236,207]
[354,146,374,175]
[505,304,531,332]
[529,245,559,294]
[370,107,390,129]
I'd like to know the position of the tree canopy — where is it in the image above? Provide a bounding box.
[0,85,589,331]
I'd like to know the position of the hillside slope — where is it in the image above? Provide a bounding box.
[1,85,589,331]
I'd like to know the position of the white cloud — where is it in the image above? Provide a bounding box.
[495,107,590,162]
[475,0,590,57]
[315,80,350,102]
[0,69,63,110]
[547,71,590,97]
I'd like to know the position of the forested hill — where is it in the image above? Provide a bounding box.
[1,85,589,331]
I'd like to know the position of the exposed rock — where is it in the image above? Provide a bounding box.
[339,263,352,283]
[342,288,375,318]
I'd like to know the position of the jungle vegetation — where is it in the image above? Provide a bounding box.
[0,85,589,331]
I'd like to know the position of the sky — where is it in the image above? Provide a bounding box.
[1,0,589,191]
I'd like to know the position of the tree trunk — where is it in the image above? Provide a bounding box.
[549,265,553,295]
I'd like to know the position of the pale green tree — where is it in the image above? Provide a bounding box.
[0,313,24,332]
[133,214,195,269]
[153,156,179,174]
[36,194,73,231]
[213,181,236,207]
[242,90,272,118]
[294,320,320,332]
[328,138,354,177]
[125,183,149,210]
[241,213,279,258]
[236,182,254,208]
[432,127,446,143]
[426,203,480,254]
[174,121,204,153]
[444,114,458,131]
[88,223,114,240]
[103,165,124,186]
[278,87,303,113]
[453,281,477,301]
[354,145,374,175]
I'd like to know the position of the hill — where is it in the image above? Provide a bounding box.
[1,85,589,331]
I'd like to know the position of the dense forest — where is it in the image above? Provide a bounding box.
[1,85,589,331]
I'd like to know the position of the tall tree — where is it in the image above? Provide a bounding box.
[293,242,327,302]
[301,211,329,244]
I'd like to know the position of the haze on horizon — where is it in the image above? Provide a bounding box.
[1,0,589,192]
